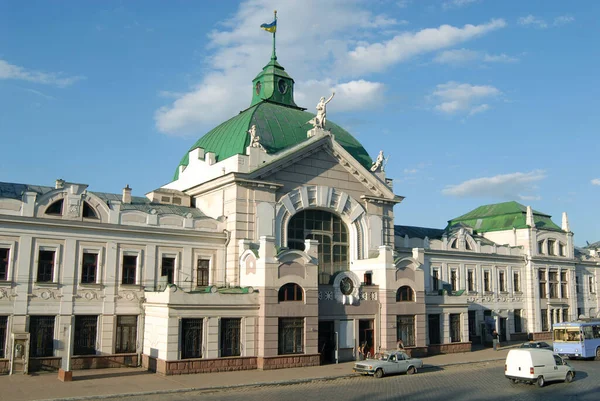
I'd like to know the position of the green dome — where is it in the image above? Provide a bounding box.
[173,101,372,180]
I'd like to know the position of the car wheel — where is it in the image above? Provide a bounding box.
[565,372,574,383]
[596,347,600,361]
[407,366,416,375]
[374,368,384,379]
[537,376,545,388]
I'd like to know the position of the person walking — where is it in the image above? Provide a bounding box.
[492,329,499,351]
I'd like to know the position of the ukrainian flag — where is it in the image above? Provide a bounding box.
[260,19,277,33]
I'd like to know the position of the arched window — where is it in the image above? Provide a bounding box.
[396,286,414,302]
[450,239,458,249]
[287,210,349,285]
[278,283,303,302]
[82,202,98,218]
[46,199,64,215]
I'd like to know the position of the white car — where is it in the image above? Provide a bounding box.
[353,351,423,378]
[505,348,575,387]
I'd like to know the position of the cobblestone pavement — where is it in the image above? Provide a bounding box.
[100,360,600,401]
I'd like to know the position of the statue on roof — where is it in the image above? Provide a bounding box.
[370,150,385,172]
[308,92,335,129]
[247,125,265,151]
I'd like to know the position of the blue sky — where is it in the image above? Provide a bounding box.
[1,0,598,245]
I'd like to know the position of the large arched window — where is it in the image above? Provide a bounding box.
[287,210,349,285]
[278,283,304,302]
[396,286,414,302]
[46,199,64,215]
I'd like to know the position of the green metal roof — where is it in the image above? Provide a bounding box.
[447,201,562,233]
[173,101,372,180]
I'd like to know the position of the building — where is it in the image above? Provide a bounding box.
[0,46,599,376]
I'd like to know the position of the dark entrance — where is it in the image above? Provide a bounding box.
[428,314,441,344]
[499,317,507,342]
[359,319,374,358]
[318,321,335,364]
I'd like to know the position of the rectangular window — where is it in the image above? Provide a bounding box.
[467,270,474,292]
[576,276,580,294]
[589,276,595,294]
[115,316,137,353]
[29,316,55,357]
[560,271,568,299]
[541,309,548,331]
[0,248,8,281]
[548,240,556,256]
[514,310,522,333]
[181,318,203,359]
[450,314,461,343]
[432,268,439,291]
[278,318,304,354]
[513,271,520,292]
[577,308,582,319]
[122,255,137,285]
[484,271,491,292]
[364,272,372,286]
[74,315,98,355]
[539,269,547,298]
[559,243,566,256]
[0,316,7,358]
[538,241,545,255]
[468,310,477,340]
[562,308,569,323]
[37,250,55,282]
[450,269,458,292]
[499,271,506,292]
[197,259,209,287]
[81,253,98,284]
[220,318,241,357]
[397,315,415,347]
[428,314,441,344]
[549,270,558,299]
[161,257,175,285]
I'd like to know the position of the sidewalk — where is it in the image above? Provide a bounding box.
[0,345,517,401]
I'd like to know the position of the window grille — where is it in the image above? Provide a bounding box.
[181,318,203,359]
[278,318,304,354]
[220,318,241,357]
[74,315,97,355]
[0,316,7,358]
[0,248,8,281]
[397,315,415,346]
[115,316,137,353]
[450,314,461,343]
[29,316,55,357]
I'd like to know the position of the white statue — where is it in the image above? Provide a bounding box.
[247,125,265,150]
[308,92,335,129]
[371,150,385,172]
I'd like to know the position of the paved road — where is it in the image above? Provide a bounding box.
[100,359,599,401]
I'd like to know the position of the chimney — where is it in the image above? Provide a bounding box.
[55,178,65,189]
[526,206,535,228]
[562,212,570,232]
[122,185,132,204]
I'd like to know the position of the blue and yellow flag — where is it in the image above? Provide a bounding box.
[260,19,277,33]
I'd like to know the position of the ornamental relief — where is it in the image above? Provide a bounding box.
[75,290,104,301]
[0,288,17,300]
[30,288,62,300]
[117,290,144,302]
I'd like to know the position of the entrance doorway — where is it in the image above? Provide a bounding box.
[499,317,507,342]
[318,321,335,364]
[359,319,374,358]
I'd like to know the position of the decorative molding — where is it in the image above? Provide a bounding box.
[75,289,104,301]
[117,290,142,302]
[30,288,62,300]
[0,287,16,300]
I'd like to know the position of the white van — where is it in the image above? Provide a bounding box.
[505,348,575,387]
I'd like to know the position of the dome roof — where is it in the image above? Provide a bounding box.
[173,101,372,180]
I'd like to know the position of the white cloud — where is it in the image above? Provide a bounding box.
[591,178,600,186]
[554,15,575,26]
[0,59,84,87]
[518,15,548,29]
[442,170,546,198]
[296,79,384,113]
[397,0,411,8]
[443,0,479,10]
[431,81,500,116]
[434,48,518,65]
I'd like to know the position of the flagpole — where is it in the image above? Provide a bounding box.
[272,10,277,60]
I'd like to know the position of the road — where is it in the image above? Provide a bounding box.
[99,359,600,401]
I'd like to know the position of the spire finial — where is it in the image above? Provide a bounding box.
[271,10,278,61]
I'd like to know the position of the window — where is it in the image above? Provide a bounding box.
[467,269,475,292]
[0,248,8,281]
[115,316,137,353]
[577,307,582,319]
[122,255,137,285]
[484,271,491,292]
[548,239,556,256]
[82,202,97,218]
[161,256,175,285]
[559,243,566,257]
[396,286,414,302]
[562,308,569,322]
[589,276,595,294]
[220,318,241,357]
[468,310,477,339]
[539,269,547,298]
[576,276,580,294]
[74,315,98,355]
[364,272,372,286]
[37,250,55,282]
[514,310,522,333]
[450,239,458,249]
[537,241,545,255]
[45,199,63,215]
[513,271,521,292]
[181,318,203,359]
[287,210,348,285]
[397,315,415,347]
[450,314,461,343]
[81,253,98,284]
[278,283,304,302]
[549,271,558,298]
[197,259,209,287]
[450,269,458,291]
[29,316,55,357]
[0,316,7,358]
[432,268,439,291]
[541,309,548,331]
[428,314,441,344]
[560,271,568,299]
[499,271,506,292]
[278,318,304,354]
